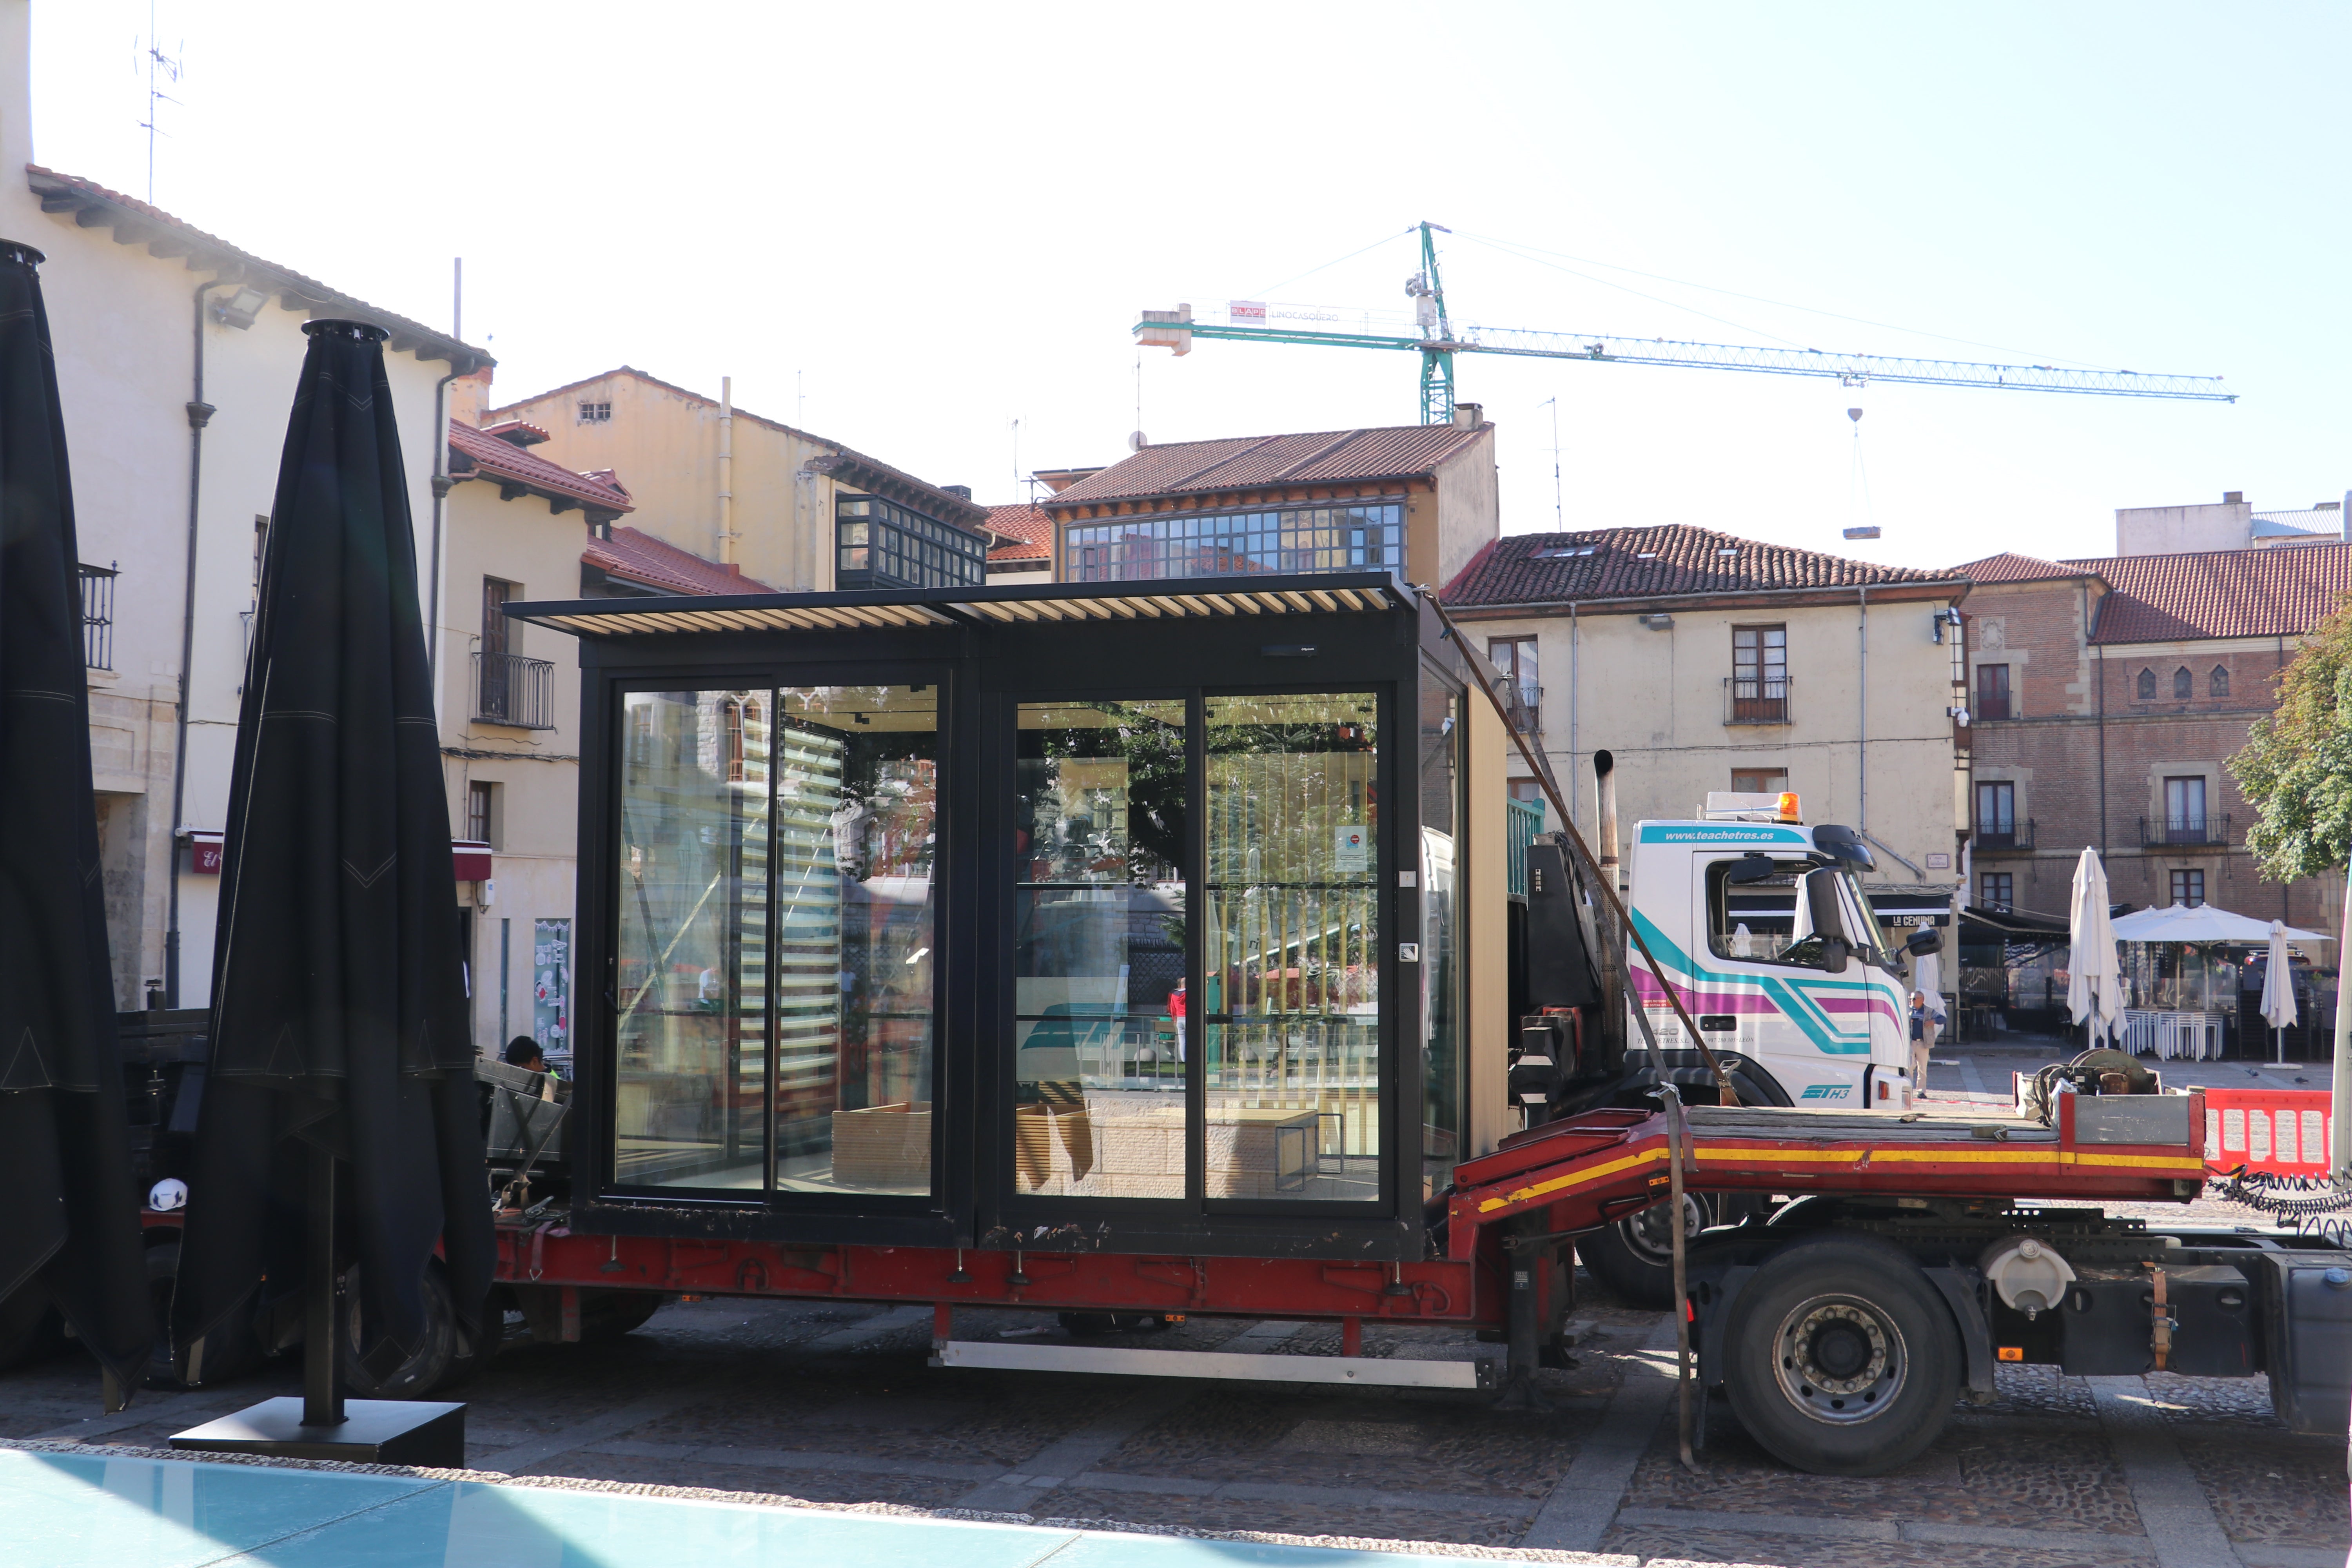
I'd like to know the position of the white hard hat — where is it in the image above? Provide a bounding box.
[147,1178,187,1212]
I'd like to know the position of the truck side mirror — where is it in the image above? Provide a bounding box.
[1802,869,1849,949]
[1725,853,1779,885]
[1904,926,1943,957]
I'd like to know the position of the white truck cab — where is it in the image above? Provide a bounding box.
[1624,791,1929,1111]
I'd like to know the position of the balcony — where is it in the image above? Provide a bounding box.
[1501,681,1542,735]
[2140,814,2230,848]
[1724,675,1791,724]
[1973,819,2034,851]
[474,651,555,730]
[79,561,115,670]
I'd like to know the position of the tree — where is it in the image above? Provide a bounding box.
[2229,592,2352,882]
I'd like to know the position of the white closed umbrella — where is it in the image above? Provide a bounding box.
[2259,919,2298,1065]
[1915,950,1944,1022]
[1731,922,1753,958]
[2067,848,2125,1047]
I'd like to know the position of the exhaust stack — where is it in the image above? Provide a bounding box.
[1594,749,1621,893]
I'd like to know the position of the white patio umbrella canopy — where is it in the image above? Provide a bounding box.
[2110,902,2330,945]
[2068,849,2125,1044]
[2259,919,2298,1064]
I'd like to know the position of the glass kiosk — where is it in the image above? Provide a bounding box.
[508,572,1502,1263]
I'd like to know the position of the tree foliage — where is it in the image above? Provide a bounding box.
[2229,592,2352,881]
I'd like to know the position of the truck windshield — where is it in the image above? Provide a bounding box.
[1838,868,1899,967]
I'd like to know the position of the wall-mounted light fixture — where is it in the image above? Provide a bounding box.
[209,285,271,330]
[1641,613,1673,631]
[1931,606,1963,643]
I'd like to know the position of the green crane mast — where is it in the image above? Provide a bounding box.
[1136,221,2234,424]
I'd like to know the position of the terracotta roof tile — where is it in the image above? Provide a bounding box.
[449,420,633,515]
[584,527,771,597]
[1044,425,1489,508]
[1443,525,1964,607]
[2075,543,2352,642]
[985,502,1052,563]
[1953,551,2092,585]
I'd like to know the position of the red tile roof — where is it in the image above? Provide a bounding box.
[1953,551,2092,585]
[985,502,1052,563]
[449,420,633,517]
[1044,425,1490,508]
[26,165,486,368]
[2076,543,2352,643]
[1443,525,1965,608]
[584,527,772,597]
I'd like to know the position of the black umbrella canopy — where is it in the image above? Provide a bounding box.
[173,319,492,1381]
[0,241,151,1405]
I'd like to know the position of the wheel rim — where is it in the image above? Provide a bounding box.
[1619,1194,1708,1266]
[1770,1292,1907,1425]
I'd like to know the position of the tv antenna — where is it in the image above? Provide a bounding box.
[134,2,184,205]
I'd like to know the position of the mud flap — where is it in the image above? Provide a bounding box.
[1923,1266,1996,1401]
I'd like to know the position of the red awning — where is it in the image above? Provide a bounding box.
[452,840,493,881]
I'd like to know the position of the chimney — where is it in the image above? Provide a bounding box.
[2343,490,2350,543]
[448,364,494,426]
[2222,491,2243,505]
[942,484,973,501]
[1452,401,1483,429]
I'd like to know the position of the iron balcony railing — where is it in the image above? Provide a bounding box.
[2140,814,2230,848]
[1505,795,1544,897]
[474,651,556,730]
[1973,818,2034,851]
[1725,674,1791,724]
[79,561,115,670]
[1502,681,1542,734]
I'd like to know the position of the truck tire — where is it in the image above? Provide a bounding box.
[1579,1192,1768,1308]
[576,1290,665,1342]
[1721,1235,1960,1476]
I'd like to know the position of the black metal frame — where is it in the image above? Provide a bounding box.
[514,573,1457,1262]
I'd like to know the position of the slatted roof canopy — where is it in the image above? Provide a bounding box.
[505,571,1417,638]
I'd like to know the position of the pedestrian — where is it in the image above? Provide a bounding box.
[1908,992,1930,1099]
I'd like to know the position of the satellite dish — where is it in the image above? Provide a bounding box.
[1847,407,1864,423]
[1129,430,1147,452]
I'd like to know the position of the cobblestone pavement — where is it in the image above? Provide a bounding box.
[4,1051,2343,1567]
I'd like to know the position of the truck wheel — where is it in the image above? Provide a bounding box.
[1722,1236,1960,1476]
[1579,1192,1767,1308]
[576,1290,665,1342]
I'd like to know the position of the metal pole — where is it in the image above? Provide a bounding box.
[1666,1087,1697,1470]
[303,1142,345,1427]
[2333,870,2350,1188]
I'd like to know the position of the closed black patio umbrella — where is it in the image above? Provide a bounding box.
[172,320,492,1407]
[0,240,151,1409]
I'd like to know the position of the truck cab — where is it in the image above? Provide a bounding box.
[1624,791,1933,1110]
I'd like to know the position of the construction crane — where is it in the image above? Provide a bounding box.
[1136,222,2235,425]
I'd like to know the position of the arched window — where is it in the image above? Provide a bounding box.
[2136,668,2156,700]
[2210,665,2229,699]
[2173,667,2192,700]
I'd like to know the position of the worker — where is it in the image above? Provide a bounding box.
[504,1036,548,1076]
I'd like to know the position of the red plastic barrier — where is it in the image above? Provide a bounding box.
[2202,1087,2333,1176]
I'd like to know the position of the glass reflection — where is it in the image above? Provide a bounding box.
[1013,700,1187,1199]
[1204,692,1381,1201]
[614,690,770,1189]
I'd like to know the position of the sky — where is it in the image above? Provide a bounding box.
[29,2,2349,571]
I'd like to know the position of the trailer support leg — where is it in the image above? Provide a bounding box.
[1341,1317,1362,1357]
[933,1302,953,1348]
[1494,1223,1552,1411]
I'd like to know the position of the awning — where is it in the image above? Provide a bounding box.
[452,840,493,881]
[2110,901,2331,946]
[505,571,1416,639]
[1724,890,1957,928]
[183,829,224,876]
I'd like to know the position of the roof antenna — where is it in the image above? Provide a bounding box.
[134,1,184,205]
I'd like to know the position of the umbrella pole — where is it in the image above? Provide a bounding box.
[303,1142,345,1428]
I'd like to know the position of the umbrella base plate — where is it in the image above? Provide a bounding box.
[169,1396,466,1468]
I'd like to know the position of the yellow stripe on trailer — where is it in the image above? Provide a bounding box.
[1477,1143,1668,1214]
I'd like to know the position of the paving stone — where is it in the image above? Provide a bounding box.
[2176,1432,2352,1550]
[1036,1485,1535,1547]
[540,1448,978,1508]
[1605,1523,2149,1567]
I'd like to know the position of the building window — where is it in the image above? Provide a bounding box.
[79,561,116,671]
[468,780,497,848]
[1488,636,1539,731]
[1731,767,1789,795]
[836,494,987,590]
[2136,668,2156,700]
[578,401,611,423]
[1980,872,2013,911]
[1975,662,2011,720]
[1063,501,1404,583]
[1976,780,2017,847]
[2173,666,2192,700]
[2170,868,2205,907]
[2210,665,2229,699]
[2163,776,2207,844]
[1730,624,1788,722]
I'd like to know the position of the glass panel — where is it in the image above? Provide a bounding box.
[614,691,770,1190]
[1419,680,1460,1201]
[1012,700,1188,1199]
[1204,693,1380,1202]
[771,684,940,1194]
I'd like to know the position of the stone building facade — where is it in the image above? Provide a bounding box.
[1955,546,2351,933]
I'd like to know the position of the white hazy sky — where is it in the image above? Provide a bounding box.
[29,3,2348,570]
